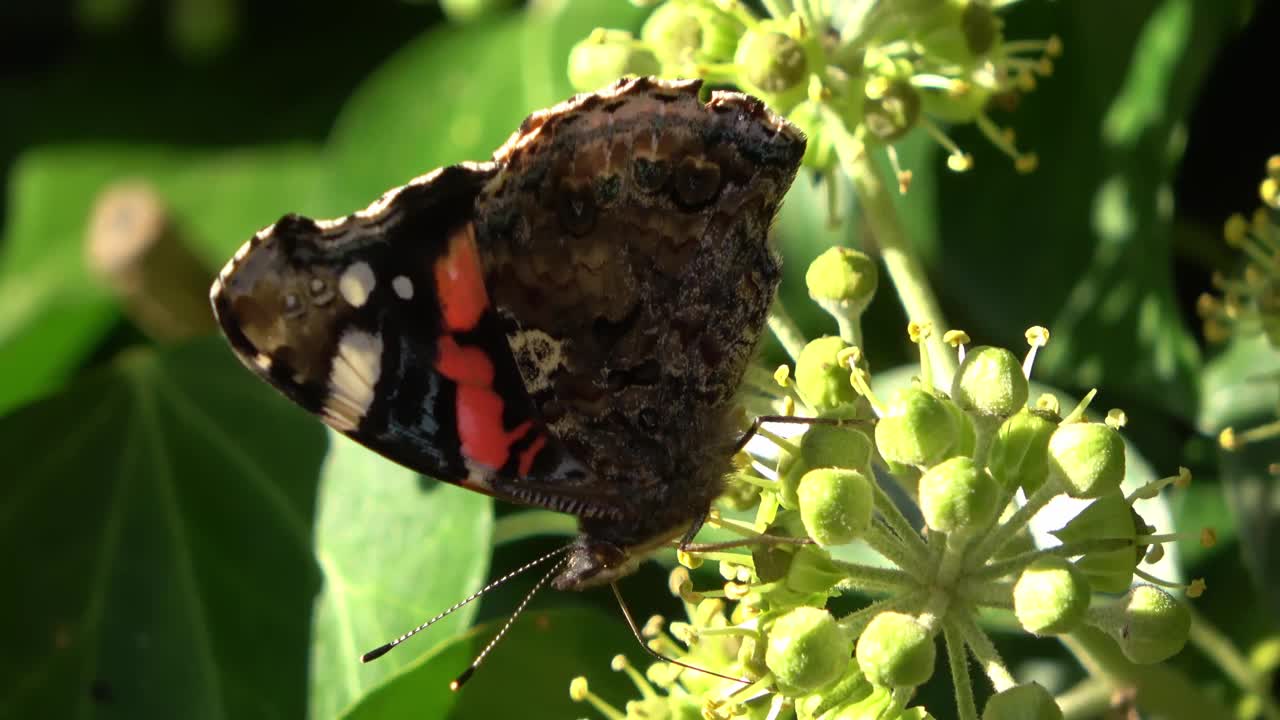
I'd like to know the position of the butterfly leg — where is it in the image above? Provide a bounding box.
[731,414,868,454]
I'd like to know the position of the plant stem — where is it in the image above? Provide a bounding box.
[952,609,1017,692]
[768,301,809,362]
[841,139,956,379]
[1061,626,1232,720]
[1187,605,1280,720]
[945,622,980,720]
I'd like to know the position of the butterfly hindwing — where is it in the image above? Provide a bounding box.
[210,163,614,517]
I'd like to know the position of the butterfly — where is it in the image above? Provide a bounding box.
[210,76,804,606]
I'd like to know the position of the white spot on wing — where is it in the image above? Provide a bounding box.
[323,329,383,431]
[392,275,414,300]
[339,262,377,308]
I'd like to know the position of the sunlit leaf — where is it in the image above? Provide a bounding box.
[308,436,493,720]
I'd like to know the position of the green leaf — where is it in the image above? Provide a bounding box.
[1200,333,1280,611]
[323,0,647,212]
[0,144,326,415]
[1198,334,1280,434]
[340,606,642,720]
[308,436,493,720]
[0,337,326,718]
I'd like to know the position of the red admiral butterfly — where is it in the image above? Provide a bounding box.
[210,76,803,607]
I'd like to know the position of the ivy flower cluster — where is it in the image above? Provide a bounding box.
[560,2,1214,718]
[570,247,1208,720]
[569,0,1058,204]
[1197,155,1280,453]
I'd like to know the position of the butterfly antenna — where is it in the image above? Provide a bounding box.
[609,582,751,685]
[360,544,571,663]
[449,555,569,690]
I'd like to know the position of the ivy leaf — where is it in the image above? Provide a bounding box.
[340,607,642,720]
[308,436,493,720]
[322,0,647,212]
[0,337,326,719]
[1200,334,1280,614]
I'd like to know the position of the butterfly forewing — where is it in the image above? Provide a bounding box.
[209,163,598,507]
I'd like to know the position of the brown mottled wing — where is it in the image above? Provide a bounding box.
[475,77,805,540]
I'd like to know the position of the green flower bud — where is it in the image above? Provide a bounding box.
[875,386,959,468]
[1013,557,1091,635]
[806,247,879,317]
[941,389,978,457]
[910,0,1002,68]
[855,612,936,688]
[753,545,817,612]
[439,0,516,22]
[982,683,1064,720]
[863,79,921,142]
[1050,490,1140,593]
[794,336,861,415]
[951,346,1029,419]
[1046,422,1126,499]
[766,607,850,693]
[641,0,743,73]
[921,79,994,124]
[961,1,1002,57]
[798,468,874,546]
[988,407,1059,494]
[1095,585,1191,664]
[804,424,873,471]
[778,424,875,508]
[567,29,662,93]
[784,545,847,596]
[734,21,809,112]
[918,456,998,535]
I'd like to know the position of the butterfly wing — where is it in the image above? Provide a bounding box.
[475,78,805,534]
[210,163,620,519]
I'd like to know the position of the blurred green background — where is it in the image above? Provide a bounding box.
[1,0,1278,718]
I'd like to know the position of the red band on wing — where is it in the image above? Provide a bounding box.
[455,383,534,470]
[434,224,488,332]
[432,229,546,475]
[435,336,494,386]
[517,433,548,477]
[436,330,539,473]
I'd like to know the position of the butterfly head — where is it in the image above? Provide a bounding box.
[554,521,691,590]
